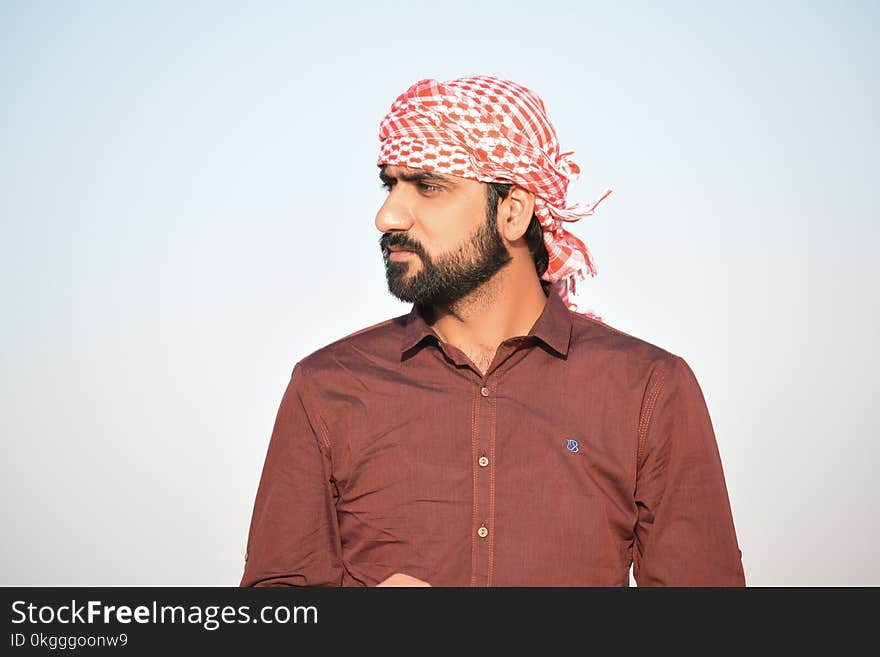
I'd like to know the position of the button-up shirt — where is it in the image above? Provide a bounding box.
[240,288,745,586]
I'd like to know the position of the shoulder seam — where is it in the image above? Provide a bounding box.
[570,312,677,357]
[304,315,405,358]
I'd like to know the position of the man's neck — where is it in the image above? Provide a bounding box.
[421,268,549,354]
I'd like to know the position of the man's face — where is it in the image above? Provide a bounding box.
[376,165,512,306]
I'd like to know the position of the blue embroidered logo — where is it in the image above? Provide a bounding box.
[565,439,580,453]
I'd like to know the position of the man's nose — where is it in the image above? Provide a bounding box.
[375,193,414,233]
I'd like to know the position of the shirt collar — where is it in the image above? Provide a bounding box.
[400,286,572,358]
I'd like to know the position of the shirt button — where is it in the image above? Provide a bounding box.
[480,386,490,397]
[478,456,489,467]
[477,526,489,538]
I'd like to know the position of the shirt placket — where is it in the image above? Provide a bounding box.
[438,338,529,587]
[471,377,494,586]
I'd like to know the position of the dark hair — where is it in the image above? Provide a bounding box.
[485,182,551,291]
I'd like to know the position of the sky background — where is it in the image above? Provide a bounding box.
[1,0,877,585]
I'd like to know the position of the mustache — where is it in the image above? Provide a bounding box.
[380,233,423,255]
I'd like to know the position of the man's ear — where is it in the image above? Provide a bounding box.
[499,186,536,241]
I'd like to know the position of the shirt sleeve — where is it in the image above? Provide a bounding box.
[239,361,344,586]
[633,355,746,586]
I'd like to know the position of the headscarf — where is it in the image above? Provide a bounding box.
[377,75,611,319]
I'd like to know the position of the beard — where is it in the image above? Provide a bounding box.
[381,214,513,307]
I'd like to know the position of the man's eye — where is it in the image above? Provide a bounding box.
[379,180,440,194]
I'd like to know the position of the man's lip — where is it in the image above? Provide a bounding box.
[388,246,412,253]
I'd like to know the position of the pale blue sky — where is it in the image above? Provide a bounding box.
[2,1,877,585]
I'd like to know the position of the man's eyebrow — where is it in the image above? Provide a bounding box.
[379,166,458,186]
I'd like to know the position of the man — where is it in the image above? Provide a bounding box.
[240,76,745,587]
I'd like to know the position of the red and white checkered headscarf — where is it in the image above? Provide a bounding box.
[377,75,611,318]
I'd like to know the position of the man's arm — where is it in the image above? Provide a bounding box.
[240,362,344,586]
[633,355,745,586]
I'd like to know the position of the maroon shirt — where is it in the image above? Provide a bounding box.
[240,288,745,586]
